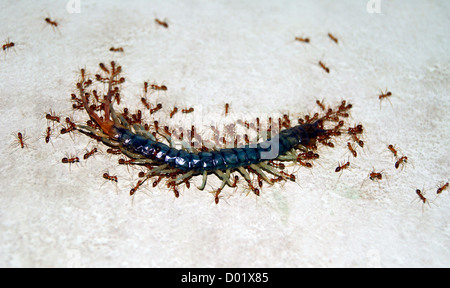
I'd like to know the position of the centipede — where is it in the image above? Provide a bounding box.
[52,61,363,203]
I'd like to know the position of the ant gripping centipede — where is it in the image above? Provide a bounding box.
[54,61,363,203]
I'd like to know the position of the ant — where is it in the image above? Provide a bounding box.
[369,170,383,181]
[2,38,15,57]
[150,83,167,91]
[44,127,52,144]
[83,147,98,160]
[316,100,326,111]
[103,172,118,183]
[150,103,163,114]
[225,103,230,116]
[436,182,449,195]
[61,155,80,171]
[347,142,357,158]
[45,110,61,125]
[13,132,28,149]
[182,107,194,114]
[318,61,330,73]
[155,18,169,28]
[413,187,434,213]
[45,17,58,27]
[109,47,124,52]
[44,17,61,33]
[295,36,310,43]
[395,156,408,170]
[335,161,350,173]
[379,90,392,108]
[130,179,144,196]
[141,97,150,109]
[170,107,178,118]
[328,33,338,44]
[387,144,398,158]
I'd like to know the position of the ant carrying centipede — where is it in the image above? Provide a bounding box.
[52,61,363,203]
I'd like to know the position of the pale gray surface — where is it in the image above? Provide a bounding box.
[0,0,449,267]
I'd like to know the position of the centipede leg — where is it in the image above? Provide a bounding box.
[133,124,157,141]
[118,115,130,128]
[157,130,174,147]
[198,171,208,190]
[258,162,288,180]
[179,140,195,153]
[237,167,252,183]
[276,150,298,161]
[250,164,273,185]
[214,169,231,190]
[175,170,195,185]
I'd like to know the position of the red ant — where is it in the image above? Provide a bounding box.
[62,156,79,164]
[109,47,124,52]
[369,170,383,181]
[150,103,163,114]
[103,172,118,183]
[225,103,230,116]
[348,124,364,135]
[155,18,169,28]
[335,161,350,173]
[328,33,338,44]
[107,148,121,155]
[395,156,408,170]
[2,39,15,51]
[45,17,58,27]
[182,107,194,114]
[130,179,144,196]
[13,132,28,149]
[319,61,330,73]
[150,83,167,91]
[141,97,150,109]
[170,107,178,118]
[387,144,398,158]
[436,182,449,195]
[167,181,180,198]
[347,142,357,158]
[295,36,310,43]
[83,147,98,160]
[45,110,61,124]
[379,90,392,108]
[316,100,326,111]
[44,127,52,144]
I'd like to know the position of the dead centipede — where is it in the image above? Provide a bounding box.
[57,61,360,203]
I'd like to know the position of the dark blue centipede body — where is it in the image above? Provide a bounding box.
[115,121,325,172]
